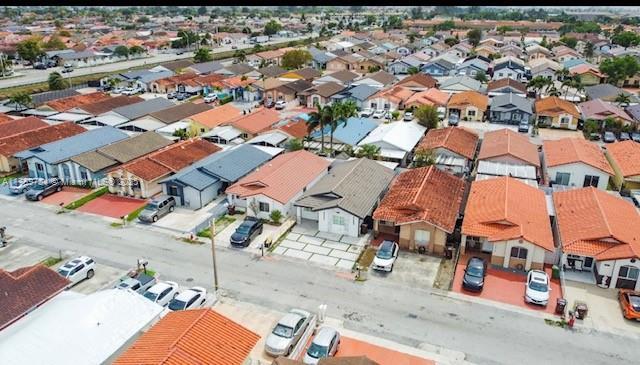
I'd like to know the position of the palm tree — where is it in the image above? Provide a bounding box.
[328,100,358,155]
[615,93,631,108]
[527,76,552,99]
[356,144,381,160]
[306,104,332,153]
[554,67,570,82]
[561,77,574,98]
[48,72,69,90]
[547,85,561,97]
[8,92,33,111]
[233,49,246,63]
[570,77,585,102]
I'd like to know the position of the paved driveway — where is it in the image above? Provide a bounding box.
[67,263,127,295]
[215,215,280,254]
[0,242,51,270]
[40,187,90,206]
[0,185,22,201]
[369,251,442,289]
[77,194,146,219]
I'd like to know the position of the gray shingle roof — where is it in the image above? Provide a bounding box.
[344,85,379,101]
[490,93,533,114]
[188,61,224,74]
[109,98,176,120]
[295,158,395,218]
[626,104,640,122]
[585,84,640,103]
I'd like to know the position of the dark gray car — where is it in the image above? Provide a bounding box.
[138,196,176,223]
[25,179,63,201]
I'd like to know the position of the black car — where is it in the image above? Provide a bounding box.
[518,122,529,133]
[230,217,264,247]
[462,256,487,292]
[25,179,63,201]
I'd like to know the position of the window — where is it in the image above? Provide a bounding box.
[619,266,639,280]
[332,215,346,226]
[467,110,476,117]
[498,73,504,77]
[583,175,599,188]
[259,202,270,212]
[36,163,44,171]
[415,230,431,245]
[168,185,179,196]
[560,117,570,124]
[510,246,528,259]
[555,172,570,186]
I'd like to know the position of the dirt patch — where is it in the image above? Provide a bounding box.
[433,256,455,290]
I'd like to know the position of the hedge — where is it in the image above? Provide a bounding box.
[64,186,108,210]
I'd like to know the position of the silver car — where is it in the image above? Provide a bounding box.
[8,178,38,194]
[265,308,311,357]
[138,196,176,223]
[303,327,341,364]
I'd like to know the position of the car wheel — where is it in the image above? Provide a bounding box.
[259,227,263,234]
[86,269,94,279]
[169,206,174,212]
[37,194,43,201]
[285,346,293,356]
[56,186,62,192]
[152,216,158,222]
[390,264,394,272]
[23,188,28,193]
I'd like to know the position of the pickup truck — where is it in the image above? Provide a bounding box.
[115,272,157,294]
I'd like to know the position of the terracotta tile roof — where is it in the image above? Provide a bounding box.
[0,265,70,330]
[118,138,220,181]
[188,104,243,129]
[606,140,640,178]
[113,309,259,365]
[0,116,48,139]
[373,166,466,232]
[543,138,613,175]
[77,95,144,115]
[447,91,489,110]
[578,99,634,123]
[396,73,438,89]
[405,88,450,107]
[534,96,580,118]
[417,127,478,160]
[227,150,329,204]
[462,177,554,251]
[487,78,527,93]
[0,113,13,123]
[220,75,255,89]
[229,107,282,135]
[0,122,86,157]
[277,119,309,139]
[373,86,415,104]
[478,128,540,167]
[45,92,111,112]
[554,187,640,260]
[570,64,603,78]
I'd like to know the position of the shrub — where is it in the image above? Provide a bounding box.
[270,210,283,224]
[391,111,400,120]
[219,95,233,105]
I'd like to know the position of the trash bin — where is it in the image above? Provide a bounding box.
[555,298,567,315]
[444,246,453,259]
[574,302,588,319]
[552,265,560,280]
[360,223,368,235]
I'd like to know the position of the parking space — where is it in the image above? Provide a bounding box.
[64,263,127,295]
[0,243,52,270]
[272,221,367,271]
[216,215,281,254]
[0,185,23,201]
[77,194,146,219]
[368,251,442,289]
[452,253,561,314]
[40,186,90,206]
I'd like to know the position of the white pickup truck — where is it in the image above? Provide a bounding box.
[115,272,157,294]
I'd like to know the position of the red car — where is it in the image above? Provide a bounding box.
[618,289,640,320]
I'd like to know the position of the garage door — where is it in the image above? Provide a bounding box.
[415,230,430,248]
[616,266,639,290]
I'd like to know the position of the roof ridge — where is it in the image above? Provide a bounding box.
[333,158,365,193]
[591,187,615,240]
[167,309,209,351]
[8,264,42,279]
[411,166,433,207]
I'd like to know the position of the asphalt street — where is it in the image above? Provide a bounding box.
[1,199,638,365]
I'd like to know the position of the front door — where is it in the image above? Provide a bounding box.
[331,215,346,235]
[509,246,528,271]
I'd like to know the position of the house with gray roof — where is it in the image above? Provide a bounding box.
[331,84,379,109]
[185,61,224,75]
[489,93,534,125]
[308,47,335,70]
[351,71,397,89]
[159,144,274,209]
[439,76,484,94]
[626,104,640,122]
[15,127,129,181]
[102,98,176,122]
[294,158,395,237]
[585,84,640,104]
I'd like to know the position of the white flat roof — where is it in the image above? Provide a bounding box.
[118,118,166,131]
[22,109,59,117]
[434,154,466,167]
[156,121,191,135]
[247,131,289,146]
[81,115,129,127]
[476,160,537,180]
[45,112,92,122]
[251,145,285,157]
[0,289,163,365]
[379,148,406,160]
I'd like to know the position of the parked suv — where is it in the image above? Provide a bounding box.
[57,256,95,287]
[25,179,63,201]
[138,196,176,223]
[230,217,264,247]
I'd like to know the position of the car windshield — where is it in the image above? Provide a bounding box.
[145,203,159,210]
[466,265,484,278]
[306,343,329,358]
[236,225,251,234]
[57,268,69,277]
[32,183,46,191]
[529,280,548,292]
[272,324,294,338]
[629,295,640,311]
[143,291,158,301]
[168,299,186,311]
[376,243,393,259]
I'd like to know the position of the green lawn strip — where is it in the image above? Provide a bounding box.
[354,246,377,271]
[127,204,147,221]
[64,186,108,210]
[0,172,24,184]
[266,220,295,253]
[197,215,237,238]
[41,256,63,267]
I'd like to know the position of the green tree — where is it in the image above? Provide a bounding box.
[197,6,207,16]
[281,49,312,70]
[611,31,640,49]
[559,36,578,49]
[48,72,69,90]
[407,66,420,75]
[497,25,513,35]
[434,20,455,31]
[136,16,150,24]
[365,15,376,26]
[600,55,640,85]
[129,45,145,56]
[475,70,488,83]
[264,19,283,35]
[113,45,129,58]
[193,47,213,63]
[414,105,440,129]
[16,38,43,63]
[444,37,459,47]
[615,93,631,107]
[356,144,381,160]
[307,104,332,153]
[58,30,71,37]
[467,29,482,47]
[413,148,436,168]
[8,92,33,111]
[233,49,246,63]
[386,15,403,29]
[43,35,65,51]
[287,138,303,151]
[269,210,283,224]
[528,76,553,99]
[584,41,594,60]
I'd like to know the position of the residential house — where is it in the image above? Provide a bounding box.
[300,82,347,108]
[543,137,613,190]
[228,107,282,139]
[415,126,478,175]
[525,44,552,60]
[149,73,198,94]
[395,73,438,91]
[553,46,582,63]
[585,84,640,104]
[477,128,541,180]
[351,71,397,89]
[107,138,221,198]
[0,117,48,140]
[387,56,423,75]
[626,104,640,123]
[183,61,224,75]
[421,54,460,76]
[366,86,414,112]
[553,187,640,290]
[0,264,70,331]
[331,85,379,110]
[569,64,604,86]
[72,96,144,118]
[279,68,322,83]
[492,58,528,81]
[120,103,212,133]
[246,130,291,149]
[489,93,534,124]
[254,49,286,67]
[405,88,450,118]
[68,132,173,185]
[264,80,313,105]
[159,144,273,210]
[227,150,330,220]
[295,158,394,238]
[535,96,581,130]
[309,117,377,148]
[201,126,245,145]
[313,70,360,87]
[455,57,490,78]
[438,76,483,94]
[0,122,86,174]
[15,127,129,181]
[527,58,562,80]
[373,166,466,253]
[308,47,335,70]
[357,122,427,166]
[461,176,555,271]
[446,91,489,122]
[182,103,243,134]
[326,55,359,73]
[486,78,528,97]
[499,44,525,59]
[604,141,640,190]
[579,99,635,127]
[474,44,500,59]
[38,92,111,113]
[258,65,288,79]
[100,98,176,128]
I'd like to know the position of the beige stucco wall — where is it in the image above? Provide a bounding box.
[398,221,448,254]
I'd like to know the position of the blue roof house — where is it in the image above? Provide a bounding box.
[14,127,129,182]
[159,144,273,210]
[311,117,377,146]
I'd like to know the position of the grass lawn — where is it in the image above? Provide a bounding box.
[197,215,236,238]
[41,256,63,267]
[0,172,23,184]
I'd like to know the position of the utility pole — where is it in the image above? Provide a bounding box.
[209,219,219,291]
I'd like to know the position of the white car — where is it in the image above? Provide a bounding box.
[275,100,287,110]
[265,308,312,357]
[167,286,207,311]
[372,240,399,272]
[203,94,218,103]
[57,256,95,286]
[525,270,551,306]
[372,109,388,119]
[303,327,340,364]
[359,108,373,118]
[143,281,179,307]
[403,111,414,121]
[121,87,136,95]
[112,86,124,94]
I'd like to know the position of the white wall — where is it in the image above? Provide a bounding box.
[599,258,640,290]
[492,239,550,270]
[546,162,610,190]
[318,207,360,238]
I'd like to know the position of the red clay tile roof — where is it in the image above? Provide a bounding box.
[417,127,478,160]
[229,107,282,135]
[447,91,489,110]
[45,92,111,112]
[0,264,70,330]
[0,122,86,157]
[373,86,415,104]
[534,96,580,118]
[0,116,48,139]
[554,187,640,260]
[113,309,260,365]
[395,73,438,89]
[543,138,613,175]
[462,177,554,251]
[478,128,540,167]
[607,140,640,178]
[277,119,309,139]
[0,113,14,123]
[189,104,243,129]
[227,150,329,204]
[373,166,466,233]
[405,88,450,108]
[77,95,144,116]
[119,138,220,181]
